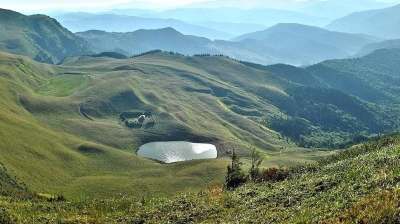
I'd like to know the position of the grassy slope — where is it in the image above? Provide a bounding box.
[0,52,226,199]
[0,51,331,201]
[57,53,296,155]
[1,134,399,223]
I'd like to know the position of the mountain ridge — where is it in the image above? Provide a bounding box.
[0,8,95,64]
[233,23,381,55]
[77,25,381,66]
[325,3,400,39]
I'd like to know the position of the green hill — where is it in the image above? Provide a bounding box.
[308,48,400,105]
[0,8,95,64]
[0,51,229,200]
[0,50,336,201]
[239,49,400,147]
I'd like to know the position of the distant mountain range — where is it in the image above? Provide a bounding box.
[325,3,400,39]
[0,9,95,64]
[76,28,217,56]
[233,23,381,55]
[139,7,330,27]
[3,5,400,67]
[180,0,394,19]
[77,24,381,66]
[53,13,235,40]
[52,7,330,40]
[52,11,268,37]
[297,0,395,19]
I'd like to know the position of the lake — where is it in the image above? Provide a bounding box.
[137,141,217,163]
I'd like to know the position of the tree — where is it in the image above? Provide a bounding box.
[225,149,247,189]
[250,148,263,182]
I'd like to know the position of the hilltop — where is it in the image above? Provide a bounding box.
[0,8,95,64]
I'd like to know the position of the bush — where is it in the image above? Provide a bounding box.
[259,167,290,182]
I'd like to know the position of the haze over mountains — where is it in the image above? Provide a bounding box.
[51,7,329,40]
[76,23,381,66]
[54,13,236,40]
[1,0,400,68]
[325,3,400,39]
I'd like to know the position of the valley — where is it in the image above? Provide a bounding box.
[1,1,400,222]
[0,51,336,200]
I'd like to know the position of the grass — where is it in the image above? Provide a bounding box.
[35,74,88,97]
[0,135,399,223]
[1,51,400,222]
[0,51,333,202]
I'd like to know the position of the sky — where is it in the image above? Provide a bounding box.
[0,0,397,13]
[0,0,211,12]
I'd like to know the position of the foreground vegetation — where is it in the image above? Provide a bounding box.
[1,135,399,223]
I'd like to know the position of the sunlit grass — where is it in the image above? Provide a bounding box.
[36,74,88,97]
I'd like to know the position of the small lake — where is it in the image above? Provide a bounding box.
[137,141,217,163]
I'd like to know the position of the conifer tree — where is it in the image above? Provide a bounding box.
[225,149,247,189]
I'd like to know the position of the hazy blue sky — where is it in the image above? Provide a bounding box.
[0,0,209,12]
[0,0,397,13]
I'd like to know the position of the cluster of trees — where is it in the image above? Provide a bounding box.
[193,54,227,57]
[268,115,378,149]
[120,111,156,129]
[130,50,162,58]
[90,52,128,59]
[225,149,289,189]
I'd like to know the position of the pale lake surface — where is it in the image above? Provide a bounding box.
[137,141,217,163]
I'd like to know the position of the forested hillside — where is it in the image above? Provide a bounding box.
[241,49,400,147]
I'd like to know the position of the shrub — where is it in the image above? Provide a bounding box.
[260,167,290,182]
